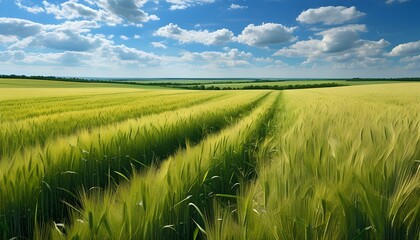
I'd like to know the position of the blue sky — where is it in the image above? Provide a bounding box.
[0,0,419,78]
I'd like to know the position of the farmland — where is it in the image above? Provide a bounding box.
[180,80,402,89]
[0,79,419,239]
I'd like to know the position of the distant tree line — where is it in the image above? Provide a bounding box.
[0,74,89,82]
[349,77,420,81]
[179,82,348,90]
[1,74,419,90]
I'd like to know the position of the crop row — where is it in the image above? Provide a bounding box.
[0,91,228,159]
[198,84,420,240]
[0,91,269,239]
[1,91,216,121]
[47,92,281,239]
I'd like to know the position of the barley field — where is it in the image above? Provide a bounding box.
[0,79,419,239]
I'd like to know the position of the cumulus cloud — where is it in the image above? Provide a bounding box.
[43,0,102,20]
[0,17,42,38]
[180,48,252,67]
[0,35,19,44]
[297,6,365,25]
[400,55,420,62]
[155,23,234,45]
[15,0,45,14]
[388,40,420,56]
[399,54,420,69]
[0,16,167,67]
[120,35,129,40]
[0,49,94,66]
[95,0,159,24]
[0,17,107,52]
[275,24,389,67]
[3,43,168,67]
[228,4,247,10]
[151,41,167,48]
[7,37,34,49]
[32,31,108,51]
[318,24,367,53]
[45,20,101,33]
[110,44,159,61]
[235,23,297,47]
[166,0,215,11]
[0,50,26,62]
[153,23,297,47]
[42,0,159,25]
[275,25,367,56]
[275,39,322,58]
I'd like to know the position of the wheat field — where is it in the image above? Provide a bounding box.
[0,79,419,239]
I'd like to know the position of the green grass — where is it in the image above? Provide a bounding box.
[0,79,419,239]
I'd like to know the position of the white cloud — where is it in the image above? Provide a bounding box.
[110,44,160,62]
[324,39,389,65]
[0,50,26,62]
[0,49,94,66]
[95,0,159,23]
[275,25,368,57]
[45,20,101,33]
[0,35,19,44]
[275,39,322,58]
[399,54,420,69]
[180,48,252,67]
[155,23,234,45]
[400,55,420,62]
[7,37,34,49]
[386,0,410,4]
[235,23,297,47]
[120,35,129,40]
[0,17,107,52]
[274,25,389,67]
[1,43,169,68]
[134,34,141,39]
[15,0,45,14]
[228,4,247,10]
[169,4,187,10]
[388,40,420,56]
[0,17,167,67]
[166,0,215,11]
[318,24,367,53]
[151,41,167,48]
[0,17,42,38]
[32,31,108,51]
[254,57,274,63]
[297,6,365,25]
[43,0,103,20]
[42,0,159,25]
